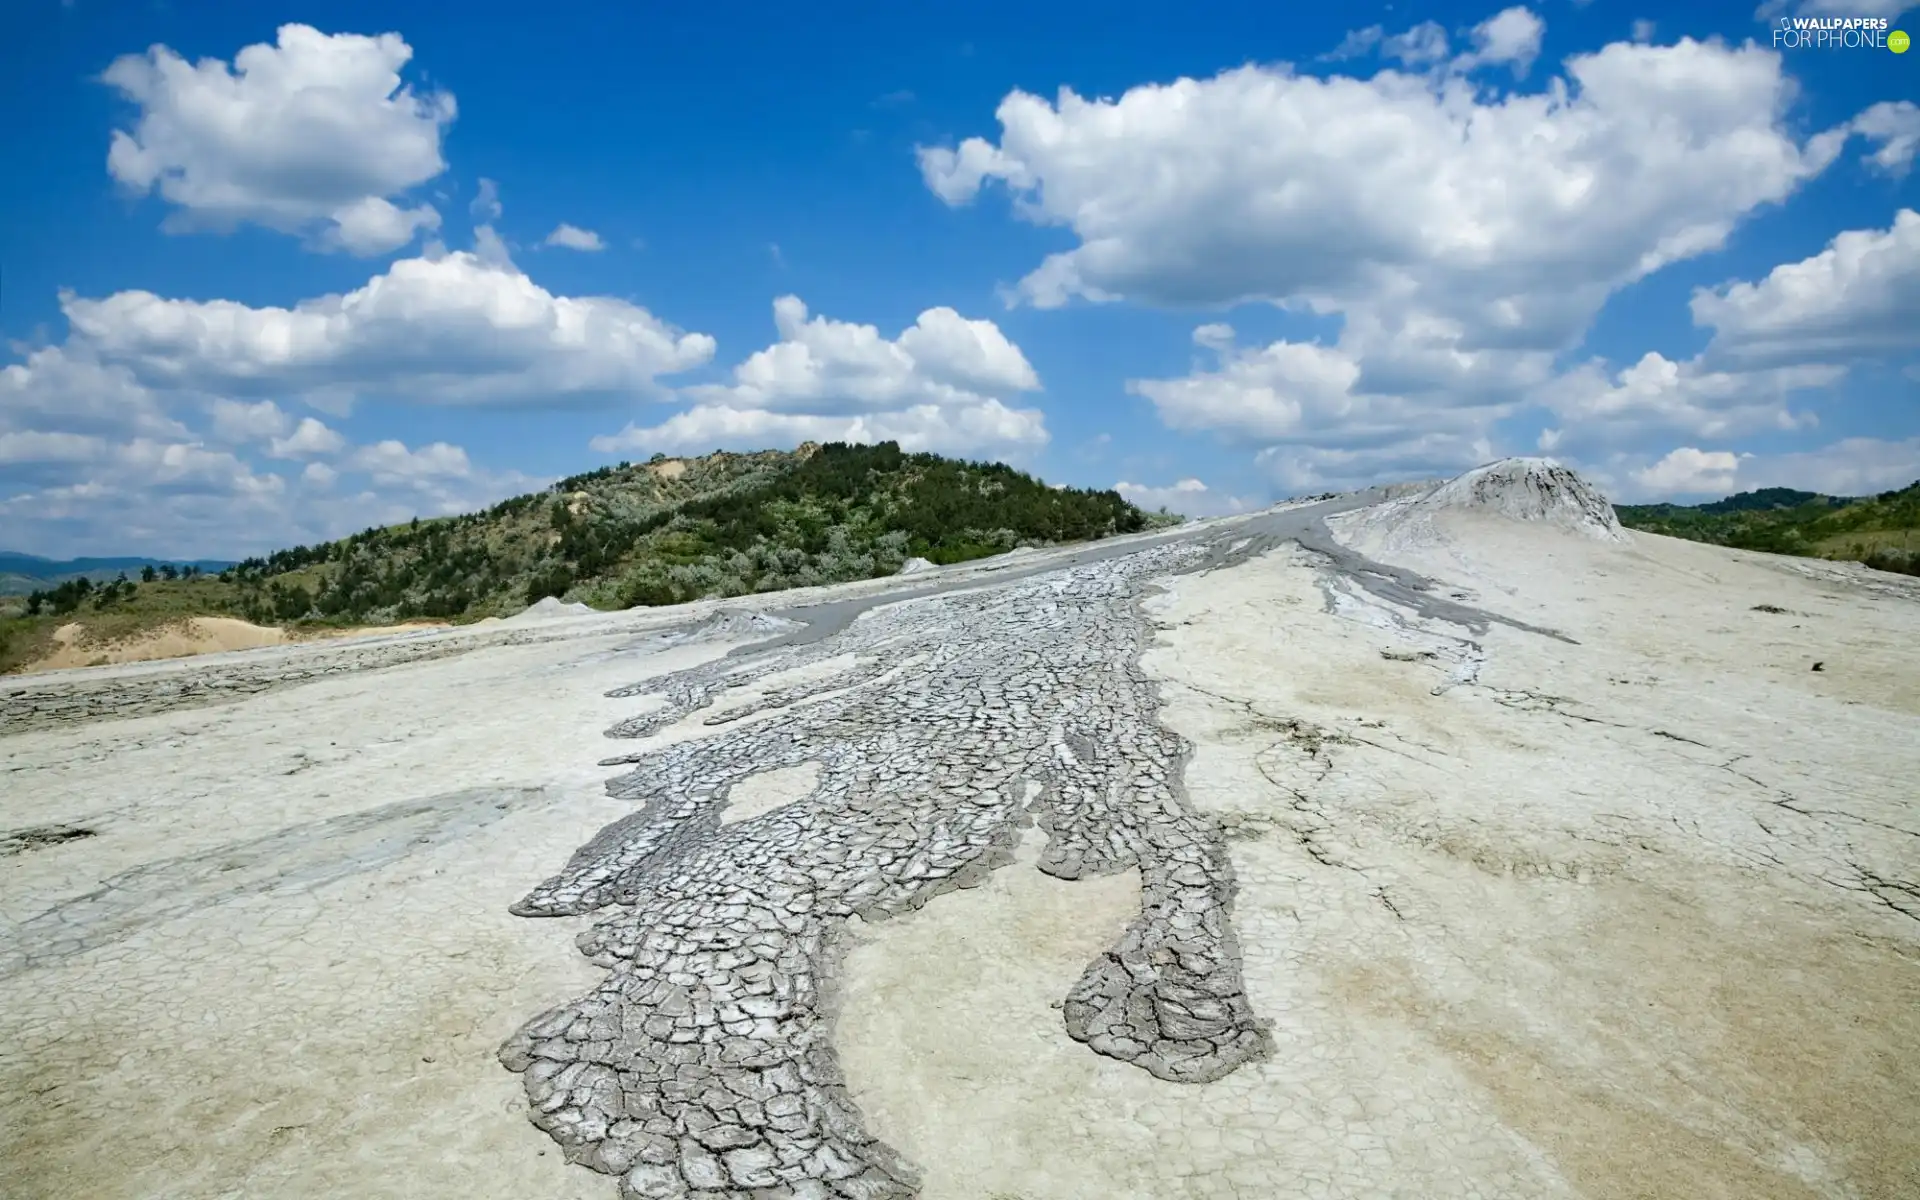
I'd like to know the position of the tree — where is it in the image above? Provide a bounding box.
[141,564,158,583]
[162,563,180,581]
[270,583,313,622]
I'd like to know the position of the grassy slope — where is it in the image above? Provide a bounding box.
[1616,480,1920,576]
[1,442,1155,674]
[0,577,252,673]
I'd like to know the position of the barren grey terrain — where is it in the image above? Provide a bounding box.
[4,462,1916,1199]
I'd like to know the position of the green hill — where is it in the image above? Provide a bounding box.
[1616,480,1920,576]
[1,441,1161,672]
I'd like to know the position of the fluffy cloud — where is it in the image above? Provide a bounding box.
[1113,478,1254,516]
[0,439,540,558]
[1692,209,1920,367]
[0,346,187,439]
[543,223,606,251]
[1127,321,1517,490]
[1383,23,1454,67]
[206,398,292,443]
[59,249,716,407]
[1630,447,1746,494]
[1847,102,1920,176]
[0,341,539,556]
[0,431,106,466]
[350,438,472,483]
[921,31,1856,328]
[594,297,1050,459]
[1454,7,1547,76]
[269,417,347,458]
[0,411,538,557]
[684,296,1040,415]
[1537,353,1837,450]
[470,178,503,222]
[1540,211,1918,454]
[103,24,455,255]
[1320,27,1386,62]
[7,219,704,551]
[319,196,443,256]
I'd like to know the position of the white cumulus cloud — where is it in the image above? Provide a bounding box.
[920,34,1857,327]
[268,416,347,458]
[59,250,717,407]
[1630,447,1746,494]
[207,398,292,443]
[1,346,188,440]
[1691,209,1920,368]
[595,297,1047,458]
[543,223,606,251]
[1539,353,1837,451]
[103,24,456,255]
[1848,102,1920,176]
[593,296,1047,460]
[1454,7,1547,76]
[350,438,472,483]
[684,296,1038,415]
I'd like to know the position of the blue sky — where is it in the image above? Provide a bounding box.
[2,0,1916,556]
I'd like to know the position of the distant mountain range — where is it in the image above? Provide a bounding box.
[0,551,239,595]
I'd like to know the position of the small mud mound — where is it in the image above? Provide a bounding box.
[671,610,804,645]
[1417,458,1629,543]
[511,596,596,621]
[898,556,936,575]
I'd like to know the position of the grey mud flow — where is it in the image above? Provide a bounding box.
[498,497,1569,1199]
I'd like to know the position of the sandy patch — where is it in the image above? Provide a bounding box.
[19,617,452,674]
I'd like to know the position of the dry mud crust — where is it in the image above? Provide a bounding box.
[0,627,746,1200]
[497,543,1276,1198]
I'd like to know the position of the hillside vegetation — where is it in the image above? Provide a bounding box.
[1616,480,1920,575]
[1,441,1160,673]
